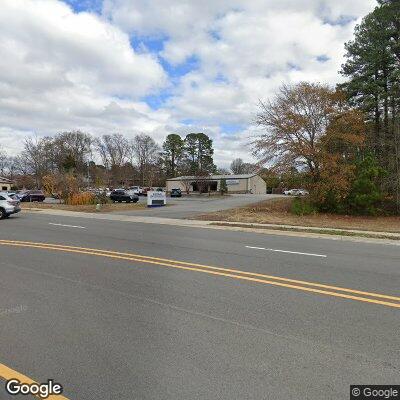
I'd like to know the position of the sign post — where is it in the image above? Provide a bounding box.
[147,191,167,207]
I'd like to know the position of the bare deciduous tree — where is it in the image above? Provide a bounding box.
[230,158,256,174]
[53,131,92,174]
[22,137,55,187]
[95,134,129,169]
[131,134,160,185]
[95,134,130,185]
[252,82,340,178]
[0,147,7,176]
[181,178,192,194]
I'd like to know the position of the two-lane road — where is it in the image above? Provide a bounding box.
[0,212,399,399]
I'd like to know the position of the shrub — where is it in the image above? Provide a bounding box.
[310,155,355,214]
[58,173,80,203]
[42,174,58,196]
[94,192,110,205]
[291,197,317,216]
[308,153,387,215]
[312,189,347,214]
[65,192,96,206]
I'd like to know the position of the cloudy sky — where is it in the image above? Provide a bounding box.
[0,0,375,167]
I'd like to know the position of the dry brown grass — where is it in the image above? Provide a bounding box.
[65,192,95,205]
[21,202,147,213]
[196,197,400,233]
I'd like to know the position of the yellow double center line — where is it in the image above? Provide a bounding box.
[1,239,400,309]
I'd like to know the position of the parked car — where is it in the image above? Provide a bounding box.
[18,190,46,202]
[284,189,297,195]
[284,188,309,196]
[0,192,21,219]
[296,189,309,196]
[170,188,182,197]
[129,186,143,195]
[6,192,18,200]
[109,189,139,203]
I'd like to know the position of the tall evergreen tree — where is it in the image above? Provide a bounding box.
[340,0,400,210]
[183,133,216,176]
[162,134,184,178]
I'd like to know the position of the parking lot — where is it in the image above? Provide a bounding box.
[111,194,280,219]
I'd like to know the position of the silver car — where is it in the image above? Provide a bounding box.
[0,192,21,219]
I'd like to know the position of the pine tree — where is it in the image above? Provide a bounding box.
[183,133,216,176]
[340,0,400,211]
[162,134,184,178]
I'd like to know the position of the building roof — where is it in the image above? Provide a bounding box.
[0,176,12,183]
[167,173,258,181]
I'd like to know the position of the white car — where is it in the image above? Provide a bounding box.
[0,192,21,219]
[129,186,142,195]
[296,189,309,196]
[284,188,309,196]
[284,189,298,195]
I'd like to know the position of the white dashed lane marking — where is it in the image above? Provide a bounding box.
[245,246,327,258]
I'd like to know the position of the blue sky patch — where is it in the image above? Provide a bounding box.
[63,0,102,13]
[316,55,330,63]
[179,118,196,125]
[214,74,229,84]
[323,15,357,26]
[160,55,200,79]
[220,123,245,134]
[144,90,174,110]
[130,36,167,54]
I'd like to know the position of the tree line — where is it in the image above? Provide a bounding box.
[0,130,256,190]
[252,0,400,215]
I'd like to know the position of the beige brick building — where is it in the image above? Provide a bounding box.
[166,174,266,194]
[0,176,13,191]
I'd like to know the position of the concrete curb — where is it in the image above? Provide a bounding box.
[206,224,400,246]
[207,221,400,239]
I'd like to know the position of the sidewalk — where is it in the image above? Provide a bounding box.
[23,208,400,244]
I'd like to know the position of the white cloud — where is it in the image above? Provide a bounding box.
[0,0,169,154]
[161,6,370,127]
[103,0,374,133]
[0,0,376,167]
[1,0,166,96]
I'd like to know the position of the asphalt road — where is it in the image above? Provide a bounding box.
[0,211,399,399]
